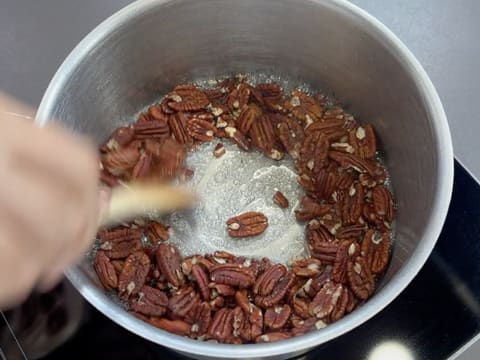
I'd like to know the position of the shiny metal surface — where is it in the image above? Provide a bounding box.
[35,0,454,359]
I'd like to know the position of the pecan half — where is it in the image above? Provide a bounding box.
[97,227,142,243]
[227,83,250,112]
[192,264,210,300]
[273,191,289,209]
[303,268,332,298]
[308,239,339,264]
[169,112,192,145]
[93,251,118,290]
[156,243,184,287]
[248,112,281,159]
[253,264,287,296]
[336,183,364,225]
[191,302,211,337]
[332,241,360,283]
[146,220,170,243]
[306,221,333,243]
[329,151,376,176]
[149,318,191,336]
[288,90,323,125]
[310,163,338,201]
[345,288,359,314]
[213,143,226,158]
[293,297,311,319]
[276,115,305,159]
[349,124,376,159]
[292,258,322,277]
[306,118,349,142]
[129,285,167,317]
[167,85,209,112]
[255,272,295,308]
[134,120,170,140]
[232,306,246,338]
[299,132,329,174]
[291,318,319,337]
[210,263,255,288]
[372,185,394,222]
[234,291,263,341]
[361,230,390,274]
[309,281,343,318]
[329,286,349,322]
[247,305,264,341]
[265,304,291,330]
[118,252,150,300]
[238,103,262,134]
[347,257,374,300]
[226,211,268,238]
[206,89,228,107]
[187,118,217,142]
[208,308,234,342]
[255,83,283,99]
[321,107,356,130]
[168,286,200,317]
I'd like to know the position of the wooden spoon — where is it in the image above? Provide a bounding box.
[97,182,196,227]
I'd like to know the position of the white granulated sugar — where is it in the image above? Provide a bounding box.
[160,141,307,264]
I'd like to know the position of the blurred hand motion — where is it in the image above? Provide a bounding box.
[0,93,104,309]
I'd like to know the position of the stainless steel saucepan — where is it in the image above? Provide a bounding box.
[36,0,454,359]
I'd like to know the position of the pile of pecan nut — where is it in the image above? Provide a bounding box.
[94,76,394,344]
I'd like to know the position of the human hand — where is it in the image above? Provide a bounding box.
[0,93,104,309]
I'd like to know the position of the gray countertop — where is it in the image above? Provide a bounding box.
[1,0,479,358]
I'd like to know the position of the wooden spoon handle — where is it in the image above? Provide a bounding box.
[98,182,195,227]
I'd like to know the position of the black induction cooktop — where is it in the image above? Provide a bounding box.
[1,160,479,360]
